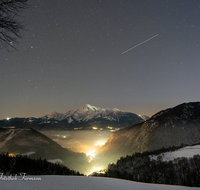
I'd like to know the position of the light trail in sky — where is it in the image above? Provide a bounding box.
[122,34,159,54]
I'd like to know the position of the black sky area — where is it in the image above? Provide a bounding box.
[0,0,200,119]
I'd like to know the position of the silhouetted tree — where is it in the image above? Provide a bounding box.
[0,0,28,50]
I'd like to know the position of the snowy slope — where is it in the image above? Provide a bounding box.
[150,145,200,161]
[0,176,198,190]
[138,114,150,121]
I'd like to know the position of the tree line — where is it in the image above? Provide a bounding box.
[0,152,83,176]
[91,146,200,187]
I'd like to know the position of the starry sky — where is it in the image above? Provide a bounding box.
[0,0,200,119]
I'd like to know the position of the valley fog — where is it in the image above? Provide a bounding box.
[41,130,111,156]
[41,130,117,174]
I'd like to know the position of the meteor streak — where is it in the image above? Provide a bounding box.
[122,34,159,54]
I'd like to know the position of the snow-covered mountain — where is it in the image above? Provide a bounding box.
[138,114,150,121]
[41,104,147,130]
[0,104,148,130]
[44,104,122,122]
[44,104,141,123]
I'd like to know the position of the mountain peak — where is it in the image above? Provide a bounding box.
[80,104,99,111]
[112,108,121,112]
[42,104,145,126]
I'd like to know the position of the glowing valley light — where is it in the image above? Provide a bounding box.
[86,150,96,162]
[92,127,98,130]
[87,167,105,176]
[95,142,105,147]
[6,117,10,121]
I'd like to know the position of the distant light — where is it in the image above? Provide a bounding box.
[87,167,105,176]
[107,126,113,130]
[8,153,14,157]
[95,142,105,147]
[86,150,95,157]
[86,150,96,162]
[6,117,10,121]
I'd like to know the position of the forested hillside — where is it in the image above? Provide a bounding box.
[0,153,83,176]
[92,147,200,187]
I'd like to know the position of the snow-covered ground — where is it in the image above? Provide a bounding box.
[0,176,199,190]
[22,152,35,156]
[150,145,200,161]
[47,158,63,164]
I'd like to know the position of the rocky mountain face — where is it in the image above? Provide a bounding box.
[45,104,149,121]
[95,102,200,166]
[0,128,91,173]
[0,104,147,130]
[43,104,147,129]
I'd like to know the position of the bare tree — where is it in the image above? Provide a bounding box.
[0,0,28,51]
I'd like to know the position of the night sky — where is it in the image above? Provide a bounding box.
[0,0,200,119]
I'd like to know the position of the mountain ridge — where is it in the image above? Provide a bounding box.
[0,127,91,173]
[94,102,200,166]
[0,104,149,130]
[44,104,144,122]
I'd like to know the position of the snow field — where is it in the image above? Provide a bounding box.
[1,176,199,190]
